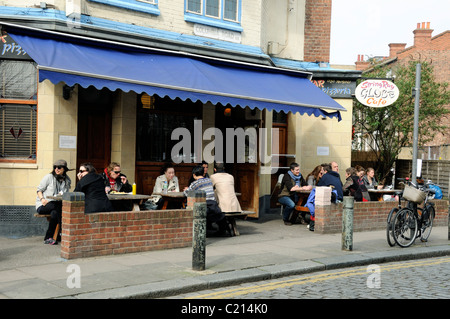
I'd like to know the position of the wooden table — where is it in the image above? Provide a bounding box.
[107,194,151,211]
[286,190,311,224]
[49,194,151,211]
[153,192,186,210]
[368,189,401,201]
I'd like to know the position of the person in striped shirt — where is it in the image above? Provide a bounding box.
[184,165,230,237]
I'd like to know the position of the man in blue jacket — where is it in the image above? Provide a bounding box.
[317,163,343,202]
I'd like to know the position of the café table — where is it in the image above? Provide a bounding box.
[284,189,311,224]
[48,193,151,211]
[107,193,151,211]
[368,189,401,201]
[153,191,186,209]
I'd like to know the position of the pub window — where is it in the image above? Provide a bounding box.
[186,0,239,21]
[136,95,202,163]
[185,0,242,32]
[0,60,37,160]
[87,0,160,15]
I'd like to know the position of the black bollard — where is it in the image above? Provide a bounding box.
[189,190,207,271]
[342,196,354,251]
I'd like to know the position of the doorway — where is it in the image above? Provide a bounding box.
[215,105,260,215]
[76,87,113,174]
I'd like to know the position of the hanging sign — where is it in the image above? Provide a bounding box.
[355,80,399,107]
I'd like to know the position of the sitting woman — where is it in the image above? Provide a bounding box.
[305,165,324,187]
[36,159,72,245]
[75,163,113,214]
[363,167,379,190]
[343,166,370,202]
[147,163,180,209]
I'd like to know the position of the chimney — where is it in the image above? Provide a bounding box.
[355,54,370,71]
[388,43,407,58]
[413,22,433,48]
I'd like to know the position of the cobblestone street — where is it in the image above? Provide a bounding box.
[168,256,450,299]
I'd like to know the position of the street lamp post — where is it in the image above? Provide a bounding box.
[411,64,421,182]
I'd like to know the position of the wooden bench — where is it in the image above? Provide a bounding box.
[224,211,252,236]
[33,213,60,241]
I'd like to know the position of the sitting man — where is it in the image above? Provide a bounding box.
[317,163,343,202]
[278,162,312,226]
[210,162,242,214]
[184,165,230,237]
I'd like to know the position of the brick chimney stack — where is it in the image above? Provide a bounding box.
[355,54,370,71]
[388,43,407,58]
[304,0,332,62]
[413,22,433,48]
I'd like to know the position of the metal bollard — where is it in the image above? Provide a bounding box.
[342,196,354,251]
[190,190,207,271]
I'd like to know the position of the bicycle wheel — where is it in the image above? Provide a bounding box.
[392,208,418,248]
[386,207,398,247]
[420,205,435,242]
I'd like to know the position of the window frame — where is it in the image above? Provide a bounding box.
[0,60,38,163]
[87,0,160,16]
[185,0,242,32]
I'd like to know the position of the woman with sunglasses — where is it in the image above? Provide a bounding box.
[101,162,132,194]
[36,159,72,245]
[75,163,113,214]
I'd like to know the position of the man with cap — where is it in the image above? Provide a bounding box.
[36,159,72,245]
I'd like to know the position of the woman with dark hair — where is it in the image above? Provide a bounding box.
[36,159,72,245]
[75,162,113,214]
[146,162,180,209]
[306,165,325,187]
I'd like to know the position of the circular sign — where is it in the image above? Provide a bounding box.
[355,80,399,108]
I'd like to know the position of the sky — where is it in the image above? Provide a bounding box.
[330,0,449,65]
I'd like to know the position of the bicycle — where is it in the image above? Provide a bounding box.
[386,185,404,247]
[390,179,436,248]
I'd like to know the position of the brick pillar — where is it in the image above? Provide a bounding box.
[60,192,86,260]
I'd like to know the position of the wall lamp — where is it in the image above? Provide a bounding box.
[63,85,74,100]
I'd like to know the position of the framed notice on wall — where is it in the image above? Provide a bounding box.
[59,135,77,149]
[317,146,329,156]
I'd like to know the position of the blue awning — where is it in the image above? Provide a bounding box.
[6,26,345,120]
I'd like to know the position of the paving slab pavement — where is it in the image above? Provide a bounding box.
[0,213,448,299]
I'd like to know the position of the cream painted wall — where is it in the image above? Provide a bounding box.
[261,0,306,60]
[83,0,263,48]
[111,91,137,184]
[0,81,78,206]
[291,99,353,183]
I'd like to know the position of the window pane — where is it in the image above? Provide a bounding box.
[0,61,37,100]
[206,0,219,17]
[224,0,237,21]
[0,104,37,158]
[136,96,201,163]
[187,0,201,13]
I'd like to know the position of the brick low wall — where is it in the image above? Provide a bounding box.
[60,193,193,259]
[315,198,449,234]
